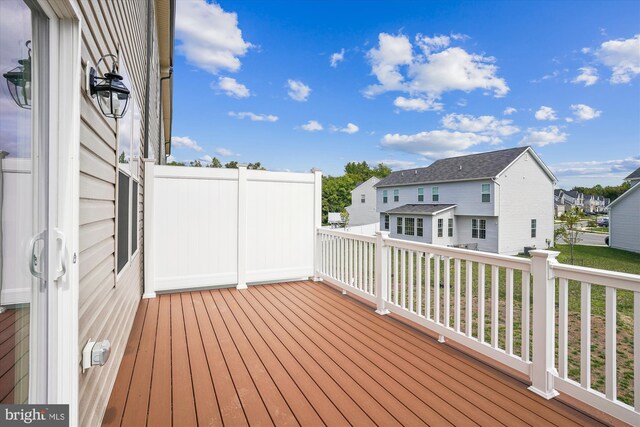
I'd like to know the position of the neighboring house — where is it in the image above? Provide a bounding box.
[607,182,640,253]
[0,1,174,426]
[564,190,584,210]
[375,146,556,255]
[554,189,566,217]
[625,166,640,185]
[345,176,381,226]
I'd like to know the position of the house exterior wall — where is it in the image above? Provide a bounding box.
[496,152,554,255]
[609,187,640,253]
[455,215,500,252]
[346,177,380,226]
[376,180,496,216]
[431,209,457,247]
[386,214,433,243]
[77,1,162,425]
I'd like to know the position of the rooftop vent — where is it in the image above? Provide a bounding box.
[401,172,404,176]
[459,165,462,170]
[414,170,417,175]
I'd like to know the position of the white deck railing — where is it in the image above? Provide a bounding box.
[315,229,640,426]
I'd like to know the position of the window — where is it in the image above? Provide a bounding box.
[448,218,454,237]
[481,183,491,203]
[472,219,487,239]
[393,189,399,202]
[437,218,443,237]
[116,60,140,275]
[397,217,403,234]
[361,194,365,203]
[417,218,423,237]
[384,214,389,230]
[432,186,439,202]
[417,187,424,202]
[405,218,415,236]
[531,219,537,238]
[383,190,388,203]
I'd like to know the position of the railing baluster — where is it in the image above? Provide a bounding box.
[478,263,485,343]
[425,253,431,320]
[581,282,591,389]
[416,253,423,316]
[358,240,363,290]
[434,255,441,323]
[491,265,499,348]
[454,258,461,332]
[349,238,353,286]
[409,251,414,312]
[363,242,369,292]
[369,242,374,294]
[444,257,451,328]
[393,247,399,305]
[635,291,640,412]
[558,278,568,378]
[401,249,406,308]
[521,272,530,362]
[506,268,514,355]
[465,260,472,337]
[605,286,616,401]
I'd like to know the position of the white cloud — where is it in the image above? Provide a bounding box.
[300,120,323,132]
[376,159,417,170]
[503,107,517,115]
[570,104,601,121]
[381,130,492,158]
[572,66,599,86]
[171,136,204,152]
[550,157,640,179]
[331,123,359,134]
[519,126,568,147]
[200,154,213,162]
[287,79,311,101]
[176,0,252,74]
[214,147,237,156]
[595,34,640,84]
[534,106,558,121]
[228,111,279,122]
[215,76,250,98]
[441,113,519,142]
[364,33,509,102]
[330,49,345,68]
[166,155,176,163]
[393,96,443,112]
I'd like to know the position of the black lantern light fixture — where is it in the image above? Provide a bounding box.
[2,41,32,109]
[89,54,130,119]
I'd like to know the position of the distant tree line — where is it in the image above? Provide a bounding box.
[571,182,631,201]
[322,161,392,224]
[166,158,266,170]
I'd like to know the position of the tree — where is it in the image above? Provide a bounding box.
[166,160,185,166]
[225,161,239,169]
[207,157,223,168]
[248,162,266,170]
[118,151,128,164]
[555,207,583,264]
[190,159,202,167]
[340,208,350,230]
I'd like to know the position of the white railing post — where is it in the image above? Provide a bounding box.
[143,159,156,298]
[236,164,248,289]
[375,231,390,315]
[529,249,560,399]
[312,169,323,281]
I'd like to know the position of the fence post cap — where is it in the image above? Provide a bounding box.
[237,163,248,168]
[529,249,560,259]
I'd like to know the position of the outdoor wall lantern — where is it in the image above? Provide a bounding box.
[2,41,32,109]
[89,54,130,119]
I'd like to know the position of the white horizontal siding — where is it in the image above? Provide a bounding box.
[610,188,640,253]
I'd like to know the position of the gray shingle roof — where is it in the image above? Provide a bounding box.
[384,204,456,215]
[625,166,640,181]
[375,147,530,188]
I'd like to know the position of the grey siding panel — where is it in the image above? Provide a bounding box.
[610,189,640,253]
[77,0,162,425]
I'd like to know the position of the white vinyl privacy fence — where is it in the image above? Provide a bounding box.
[144,162,321,295]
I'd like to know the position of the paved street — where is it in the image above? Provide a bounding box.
[554,223,608,246]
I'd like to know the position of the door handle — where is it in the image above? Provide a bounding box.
[54,228,67,281]
[28,231,45,280]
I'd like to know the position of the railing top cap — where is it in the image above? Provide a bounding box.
[529,249,560,258]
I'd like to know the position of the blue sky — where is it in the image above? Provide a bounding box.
[170,0,640,188]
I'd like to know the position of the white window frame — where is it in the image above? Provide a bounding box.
[472,218,487,239]
[383,189,388,203]
[437,218,443,237]
[393,189,399,202]
[417,187,424,202]
[405,217,415,236]
[384,214,389,230]
[448,218,454,237]
[432,186,439,202]
[481,183,491,203]
[397,217,403,234]
[417,218,423,237]
[531,219,537,238]
[361,193,365,203]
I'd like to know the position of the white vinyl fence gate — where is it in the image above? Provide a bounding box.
[143,162,322,296]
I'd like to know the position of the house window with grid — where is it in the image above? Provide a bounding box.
[417,187,424,202]
[531,219,537,238]
[481,183,491,203]
[432,186,439,202]
[437,218,443,237]
[472,219,486,239]
[417,218,423,237]
[405,218,415,236]
[448,218,454,237]
[397,217,403,234]
[383,190,388,203]
[393,189,399,202]
[361,194,365,203]
[384,214,389,230]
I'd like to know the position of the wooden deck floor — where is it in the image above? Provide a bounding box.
[102,280,609,427]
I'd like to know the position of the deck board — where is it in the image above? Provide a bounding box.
[103,281,611,426]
